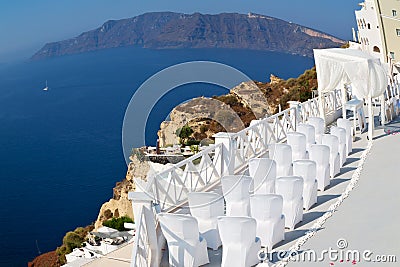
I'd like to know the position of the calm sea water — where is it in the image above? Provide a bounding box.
[0,47,313,266]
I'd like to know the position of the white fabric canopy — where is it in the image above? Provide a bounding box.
[314,48,388,98]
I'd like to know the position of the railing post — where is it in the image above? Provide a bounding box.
[288,101,301,130]
[128,192,154,224]
[213,132,236,176]
[318,92,327,126]
[341,86,348,119]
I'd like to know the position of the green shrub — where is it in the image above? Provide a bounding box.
[63,232,84,253]
[102,216,134,231]
[55,224,94,265]
[176,125,194,144]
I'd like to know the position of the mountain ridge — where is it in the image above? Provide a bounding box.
[31,12,345,60]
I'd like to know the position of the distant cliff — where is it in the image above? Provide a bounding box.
[32,12,345,60]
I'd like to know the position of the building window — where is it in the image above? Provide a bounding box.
[397,29,400,36]
[390,52,395,59]
[393,10,397,17]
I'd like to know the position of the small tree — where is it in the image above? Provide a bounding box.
[63,231,84,253]
[176,125,194,144]
[103,216,134,231]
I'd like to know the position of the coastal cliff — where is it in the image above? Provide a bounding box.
[29,66,319,266]
[31,12,344,60]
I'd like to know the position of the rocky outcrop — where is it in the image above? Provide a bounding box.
[94,154,149,229]
[93,154,182,229]
[157,96,247,147]
[32,12,344,60]
[269,74,283,85]
[230,81,270,117]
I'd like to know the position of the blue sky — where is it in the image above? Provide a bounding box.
[0,0,361,61]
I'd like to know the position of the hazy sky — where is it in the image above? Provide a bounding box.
[0,0,361,61]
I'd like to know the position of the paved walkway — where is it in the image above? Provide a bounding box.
[287,120,400,266]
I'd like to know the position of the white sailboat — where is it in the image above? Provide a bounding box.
[43,80,49,91]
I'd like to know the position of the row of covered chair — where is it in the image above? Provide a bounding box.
[269,117,353,184]
[159,172,303,267]
[249,157,317,211]
[159,189,264,267]
[158,117,354,267]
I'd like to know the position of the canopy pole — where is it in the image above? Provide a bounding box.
[367,96,374,140]
[380,94,386,126]
[341,84,348,119]
[318,91,326,124]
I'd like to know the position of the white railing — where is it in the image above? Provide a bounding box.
[231,107,297,172]
[131,205,161,267]
[385,77,400,121]
[145,144,223,211]
[131,207,150,267]
[130,88,344,267]
[299,89,342,123]
[324,89,342,114]
[299,98,320,122]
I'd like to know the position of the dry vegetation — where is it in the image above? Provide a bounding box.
[186,67,318,141]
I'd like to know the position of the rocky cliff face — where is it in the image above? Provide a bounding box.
[157,81,271,147]
[93,153,180,229]
[32,12,344,60]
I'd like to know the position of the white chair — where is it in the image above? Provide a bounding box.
[308,144,331,191]
[337,118,353,155]
[275,176,304,230]
[287,132,307,160]
[221,175,252,216]
[218,216,261,267]
[297,123,316,151]
[330,126,347,167]
[248,158,276,194]
[250,194,285,250]
[293,160,318,211]
[308,117,325,144]
[158,213,209,267]
[322,134,340,177]
[269,144,293,177]
[188,192,224,250]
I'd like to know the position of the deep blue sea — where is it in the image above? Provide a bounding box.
[0,47,313,266]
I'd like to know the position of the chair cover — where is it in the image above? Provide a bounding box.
[322,134,340,177]
[158,213,209,267]
[269,144,293,177]
[188,192,224,250]
[221,175,252,216]
[287,132,307,160]
[275,176,304,230]
[330,126,347,167]
[308,144,331,191]
[218,216,261,267]
[337,118,353,155]
[297,123,316,152]
[248,158,277,194]
[308,117,325,144]
[293,160,318,210]
[250,194,285,250]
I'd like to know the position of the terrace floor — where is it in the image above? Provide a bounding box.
[160,117,400,267]
[85,113,400,267]
[288,117,400,266]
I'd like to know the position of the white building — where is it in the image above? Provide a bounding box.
[353,0,400,72]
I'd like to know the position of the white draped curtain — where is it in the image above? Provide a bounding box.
[314,48,387,98]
